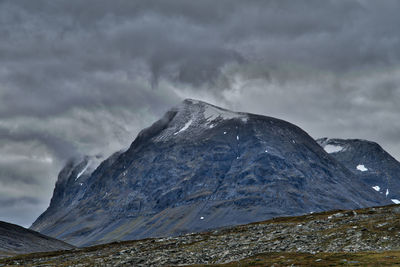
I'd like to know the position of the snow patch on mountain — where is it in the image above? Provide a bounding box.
[75,163,89,181]
[372,186,380,192]
[323,144,344,154]
[392,199,400,204]
[316,138,349,154]
[357,164,368,172]
[203,102,247,123]
[174,119,193,135]
[156,99,249,141]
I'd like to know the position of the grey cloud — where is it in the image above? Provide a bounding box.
[1,0,400,227]
[0,162,45,186]
[2,0,400,98]
[0,127,77,160]
[0,196,41,207]
[0,196,46,228]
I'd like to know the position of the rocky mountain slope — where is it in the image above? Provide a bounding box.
[317,138,400,204]
[6,205,400,266]
[0,221,74,258]
[31,99,390,246]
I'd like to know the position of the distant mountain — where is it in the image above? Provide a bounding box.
[31,99,390,246]
[317,138,400,204]
[0,221,74,258]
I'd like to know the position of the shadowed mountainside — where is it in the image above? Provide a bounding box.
[31,99,390,246]
[0,221,74,258]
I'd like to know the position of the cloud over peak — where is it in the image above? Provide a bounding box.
[1,0,400,227]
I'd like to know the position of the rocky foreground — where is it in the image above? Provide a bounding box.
[3,204,400,266]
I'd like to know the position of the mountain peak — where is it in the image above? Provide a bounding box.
[181,98,214,106]
[148,99,248,141]
[178,98,247,119]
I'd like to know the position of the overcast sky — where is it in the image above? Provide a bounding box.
[1,0,400,227]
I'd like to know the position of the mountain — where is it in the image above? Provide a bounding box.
[0,221,74,258]
[31,99,390,246]
[31,153,122,233]
[317,138,400,204]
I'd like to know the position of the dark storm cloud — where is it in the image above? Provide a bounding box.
[1,0,400,226]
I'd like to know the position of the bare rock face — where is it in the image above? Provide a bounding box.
[31,99,390,246]
[317,138,400,203]
[0,221,74,258]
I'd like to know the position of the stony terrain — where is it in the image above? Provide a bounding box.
[0,221,74,258]
[31,99,390,246]
[5,204,400,266]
